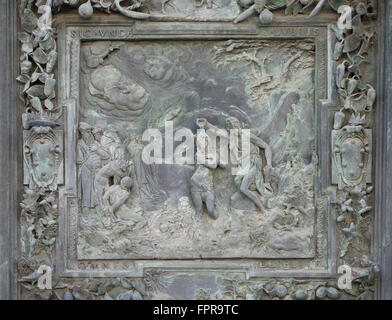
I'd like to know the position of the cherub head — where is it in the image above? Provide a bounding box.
[143,56,174,81]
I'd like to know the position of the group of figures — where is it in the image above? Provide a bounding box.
[77,121,149,227]
[190,117,274,220]
[77,114,275,223]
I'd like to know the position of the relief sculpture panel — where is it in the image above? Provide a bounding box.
[75,39,318,260]
[11,0,383,301]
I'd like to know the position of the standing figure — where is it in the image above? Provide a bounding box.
[127,137,168,207]
[93,120,126,161]
[206,116,273,212]
[190,119,219,220]
[101,124,126,160]
[227,116,273,212]
[77,122,110,208]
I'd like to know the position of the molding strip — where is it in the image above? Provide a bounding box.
[375,0,392,300]
[0,0,19,300]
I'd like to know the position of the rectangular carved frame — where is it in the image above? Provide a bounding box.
[55,17,338,279]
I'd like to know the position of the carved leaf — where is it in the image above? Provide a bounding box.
[71,286,93,300]
[333,41,343,60]
[30,97,43,113]
[103,293,114,300]
[35,0,49,6]
[356,80,366,91]
[23,80,32,93]
[44,77,56,98]
[46,50,58,73]
[32,48,48,65]
[343,33,362,53]
[16,75,30,84]
[38,73,49,84]
[285,0,301,15]
[23,60,34,77]
[26,85,46,99]
[96,0,114,9]
[39,32,55,52]
[22,42,34,54]
[340,236,350,257]
[292,2,302,15]
[117,290,134,300]
[352,14,363,35]
[132,291,143,300]
[41,238,56,246]
[130,280,146,295]
[331,23,345,41]
[21,9,38,33]
[44,99,54,111]
[347,54,365,73]
[18,32,31,44]
[53,0,66,8]
[119,278,132,289]
[255,0,267,12]
[31,69,42,83]
[266,0,288,10]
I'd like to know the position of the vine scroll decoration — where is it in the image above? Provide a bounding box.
[17,0,379,299]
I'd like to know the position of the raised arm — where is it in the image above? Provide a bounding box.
[250,134,272,166]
